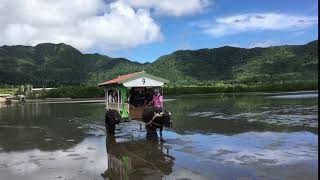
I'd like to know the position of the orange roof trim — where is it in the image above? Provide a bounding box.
[98,71,145,86]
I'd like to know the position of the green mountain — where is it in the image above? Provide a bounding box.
[0,43,139,85]
[144,40,318,86]
[0,40,318,87]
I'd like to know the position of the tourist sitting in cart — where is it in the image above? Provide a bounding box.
[108,90,117,103]
[143,89,153,107]
[129,88,143,107]
[129,87,153,107]
[151,89,163,112]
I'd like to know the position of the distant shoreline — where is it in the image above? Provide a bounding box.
[8,90,318,104]
[170,90,318,97]
[11,98,105,104]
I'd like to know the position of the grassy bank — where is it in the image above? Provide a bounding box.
[0,86,104,99]
[165,81,318,95]
[164,81,318,95]
[43,86,104,98]
[0,88,18,95]
[46,81,318,98]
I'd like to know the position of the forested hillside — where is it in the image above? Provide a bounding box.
[0,40,318,87]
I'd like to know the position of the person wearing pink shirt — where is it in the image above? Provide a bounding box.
[151,90,163,112]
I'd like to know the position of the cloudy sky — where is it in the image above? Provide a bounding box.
[0,0,318,62]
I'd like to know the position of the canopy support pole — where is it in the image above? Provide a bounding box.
[105,88,109,109]
[117,88,120,112]
[161,86,164,112]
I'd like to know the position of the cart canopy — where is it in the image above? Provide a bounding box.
[98,71,169,88]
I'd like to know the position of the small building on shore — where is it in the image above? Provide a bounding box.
[0,94,13,104]
[31,87,56,92]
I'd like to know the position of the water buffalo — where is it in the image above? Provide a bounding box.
[142,107,172,142]
[105,109,121,134]
[105,107,172,142]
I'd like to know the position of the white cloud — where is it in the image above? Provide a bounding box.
[223,43,240,48]
[248,40,278,48]
[201,13,318,37]
[177,41,192,50]
[120,0,210,16]
[0,0,163,51]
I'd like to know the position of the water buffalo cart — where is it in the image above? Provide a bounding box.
[98,71,172,140]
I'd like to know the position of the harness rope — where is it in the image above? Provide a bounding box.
[146,112,164,128]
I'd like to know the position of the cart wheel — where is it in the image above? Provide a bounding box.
[105,110,116,134]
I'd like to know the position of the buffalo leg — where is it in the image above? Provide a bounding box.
[105,111,115,135]
[146,125,158,141]
[160,127,165,143]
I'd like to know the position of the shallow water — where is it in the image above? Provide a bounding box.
[0,92,318,180]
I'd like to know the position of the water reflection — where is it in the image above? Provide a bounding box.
[166,93,318,134]
[0,102,11,108]
[0,92,318,180]
[0,102,107,151]
[268,93,318,99]
[102,135,174,180]
[0,136,107,180]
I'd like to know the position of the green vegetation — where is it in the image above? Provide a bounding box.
[0,86,103,99]
[0,88,17,95]
[21,80,317,99]
[0,43,141,86]
[143,40,318,87]
[164,80,318,95]
[44,86,104,98]
[0,40,318,95]
[0,85,18,95]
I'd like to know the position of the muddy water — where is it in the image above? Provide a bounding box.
[0,92,318,180]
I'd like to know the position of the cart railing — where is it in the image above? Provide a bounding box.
[106,102,130,113]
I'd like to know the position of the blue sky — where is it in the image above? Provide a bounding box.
[0,0,318,62]
[106,0,318,62]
